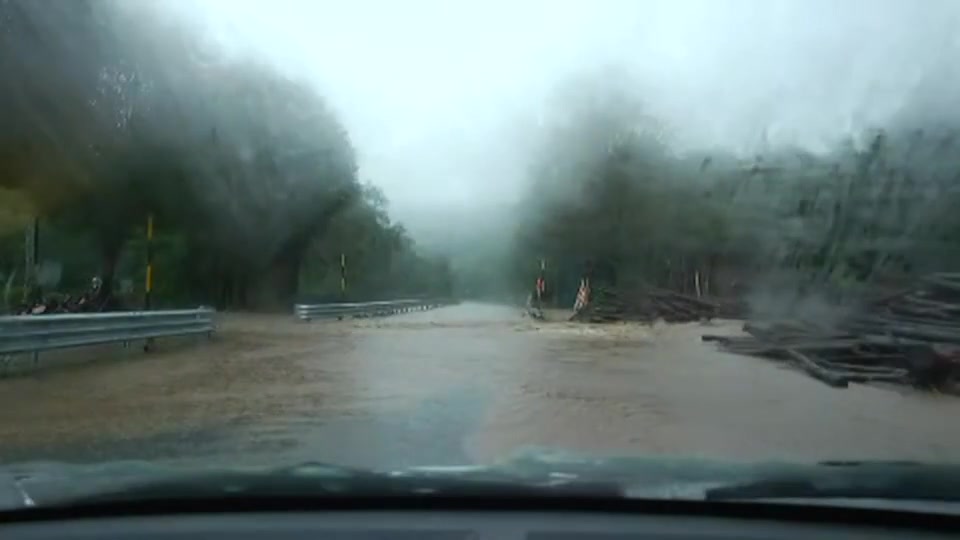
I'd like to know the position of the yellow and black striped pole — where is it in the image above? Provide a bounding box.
[23,217,40,303]
[340,253,346,299]
[145,213,154,310]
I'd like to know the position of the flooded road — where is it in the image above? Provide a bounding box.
[2,302,960,469]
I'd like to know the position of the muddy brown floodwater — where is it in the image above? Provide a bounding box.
[1,302,960,469]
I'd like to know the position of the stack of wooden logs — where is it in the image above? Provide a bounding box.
[572,285,722,323]
[703,273,960,391]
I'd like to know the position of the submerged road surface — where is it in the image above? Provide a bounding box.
[2,302,960,468]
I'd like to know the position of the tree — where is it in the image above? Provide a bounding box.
[0,0,439,311]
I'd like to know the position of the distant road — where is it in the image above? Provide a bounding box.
[1,303,960,468]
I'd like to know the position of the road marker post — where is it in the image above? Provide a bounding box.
[145,213,154,310]
[340,253,346,299]
[144,213,155,352]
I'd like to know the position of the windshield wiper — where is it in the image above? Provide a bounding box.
[35,461,621,508]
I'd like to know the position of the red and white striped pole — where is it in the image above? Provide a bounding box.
[536,258,546,307]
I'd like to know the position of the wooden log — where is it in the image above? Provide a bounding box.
[785,349,849,388]
[896,295,960,311]
[855,333,934,347]
[650,289,719,310]
[771,339,868,350]
[842,372,909,383]
[928,272,960,283]
[824,357,907,368]
[870,287,913,306]
[820,361,908,373]
[921,274,960,293]
[743,322,780,339]
[700,334,736,343]
[861,324,960,344]
[854,313,959,329]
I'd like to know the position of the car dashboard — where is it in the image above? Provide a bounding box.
[2,508,956,540]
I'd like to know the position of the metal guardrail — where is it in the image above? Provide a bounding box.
[294,299,451,321]
[0,308,215,356]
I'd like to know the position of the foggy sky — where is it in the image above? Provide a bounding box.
[170,0,960,226]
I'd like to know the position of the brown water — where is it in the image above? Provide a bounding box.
[1,303,959,468]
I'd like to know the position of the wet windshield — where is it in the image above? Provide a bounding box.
[2,0,960,509]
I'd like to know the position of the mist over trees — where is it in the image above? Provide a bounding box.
[0,0,450,311]
[495,67,960,314]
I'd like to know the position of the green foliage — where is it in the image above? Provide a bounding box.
[299,184,452,301]
[512,71,960,307]
[513,72,731,300]
[0,0,449,311]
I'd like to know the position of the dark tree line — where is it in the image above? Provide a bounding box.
[0,0,450,311]
[508,69,960,312]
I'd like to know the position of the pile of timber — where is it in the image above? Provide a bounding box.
[572,285,720,323]
[715,297,749,319]
[703,272,960,391]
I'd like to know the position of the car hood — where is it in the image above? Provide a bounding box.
[2,449,960,511]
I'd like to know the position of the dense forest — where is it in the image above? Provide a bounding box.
[0,0,451,312]
[495,67,960,316]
